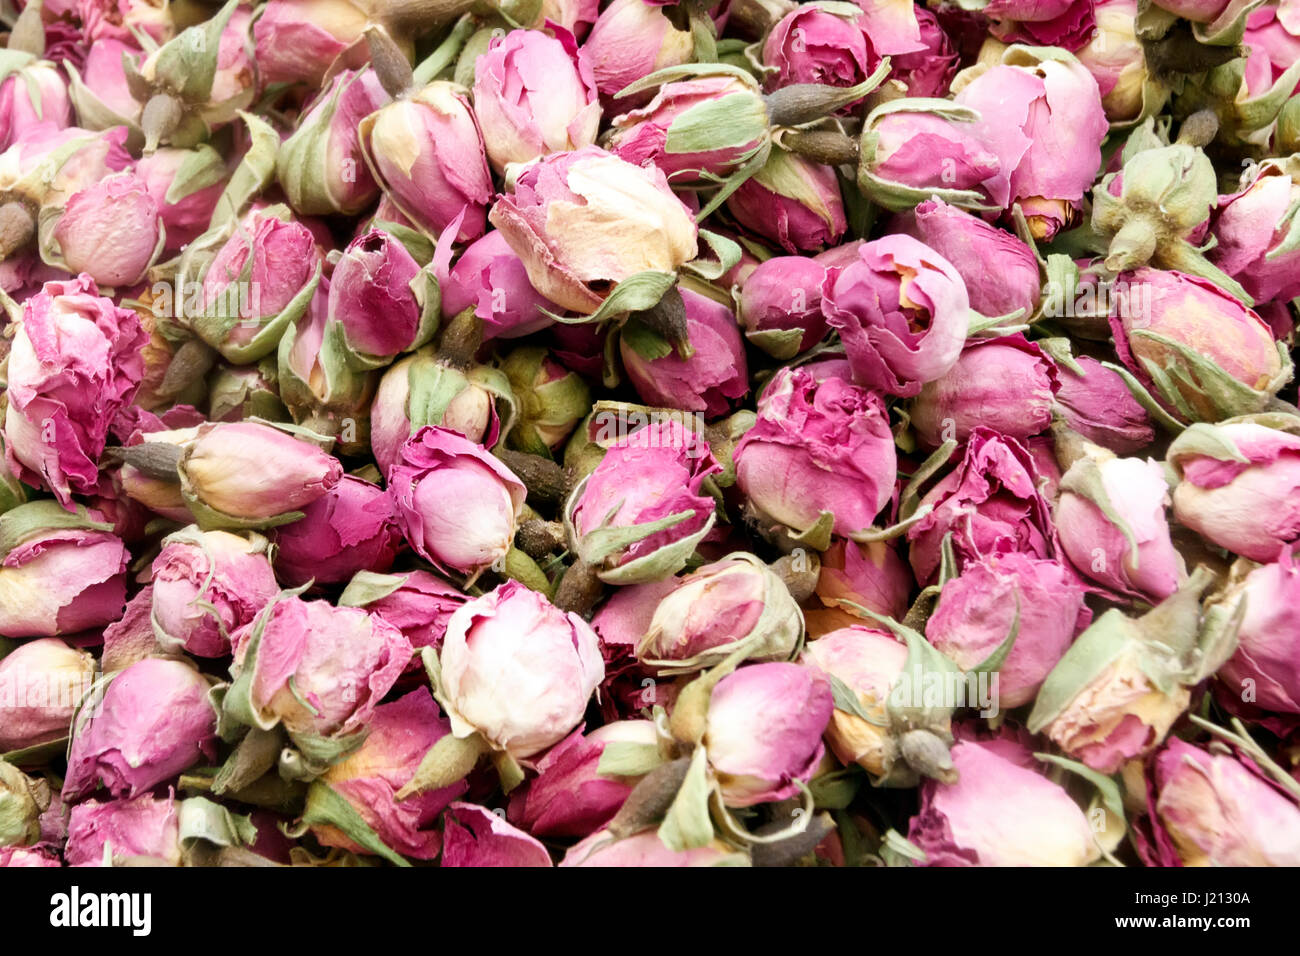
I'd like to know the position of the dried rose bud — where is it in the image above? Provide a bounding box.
[442,801,552,867]
[500,347,590,456]
[1051,354,1156,454]
[805,539,913,637]
[339,568,468,653]
[134,145,229,255]
[45,172,163,287]
[273,475,402,587]
[727,149,846,254]
[1214,550,1300,713]
[582,0,694,102]
[0,638,95,752]
[0,56,72,152]
[438,230,560,341]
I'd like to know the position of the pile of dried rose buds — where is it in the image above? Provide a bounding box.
[1,0,1299,869]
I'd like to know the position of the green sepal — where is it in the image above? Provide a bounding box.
[597,742,665,778]
[1027,609,1136,732]
[546,270,678,325]
[0,500,113,558]
[338,570,412,608]
[151,0,239,104]
[297,781,410,867]
[177,795,258,849]
[657,745,714,852]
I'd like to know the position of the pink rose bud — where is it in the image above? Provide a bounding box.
[440,580,604,759]
[805,539,913,637]
[1211,162,1300,304]
[0,501,129,637]
[63,658,217,801]
[360,82,493,243]
[908,735,1100,866]
[926,554,1089,708]
[442,801,552,867]
[193,209,323,363]
[178,421,344,528]
[149,528,280,658]
[735,365,896,541]
[489,145,698,315]
[893,199,1041,320]
[568,419,721,584]
[48,172,163,287]
[273,475,402,587]
[954,52,1108,239]
[582,0,694,101]
[3,274,146,507]
[821,234,970,397]
[1109,267,1288,423]
[1076,0,1149,123]
[726,149,846,253]
[278,68,390,216]
[328,230,437,365]
[860,108,1000,211]
[620,287,748,419]
[738,255,830,358]
[909,335,1057,448]
[1055,446,1185,601]
[473,28,600,174]
[1148,738,1300,866]
[704,661,832,807]
[985,0,1097,48]
[507,720,657,838]
[890,6,959,97]
[438,230,560,341]
[228,595,412,751]
[0,638,95,752]
[252,0,372,87]
[1168,422,1300,562]
[65,794,182,867]
[561,827,743,866]
[907,428,1058,586]
[339,569,468,654]
[762,5,879,94]
[134,146,230,255]
[1215,550,1300,713]
[315,688,467,861]
[0,58,72,151]
[801,625,911,778]
[388,426,525,580]
[65,38,142,128]
[640,553,803,672]
[1052,354,1156,454]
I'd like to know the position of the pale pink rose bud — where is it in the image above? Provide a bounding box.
[621,287,748,419]
[177,421,343,528]
[473,28,600,174]
[908,735,1100,866]
[272,476,402,588]
[561,828,744,866]
[581,0,694,101]
[735,365,896,540]
[910,336,1057,448]
[1211,164,1300,304]
[252,0,373,87]
[3,274,146,507]
[489,145,698,315]
[0,501,130,638]
[67,38,142,126]
[438,230,560,341]
[1055,448,1185,601]
[1052,354,1156,454]
[0,58,71,151]
[441,801,552,867]
[821,234,970,397]
[360,82,493,243]
[65,794,182,867]
[150,528,280,658]
[805,539,914,637]
[0,638,95,752]
[1215,550,1300,713]
[926,554,1089,708]
[726,149,846,253]
[63,658,218,801]
[440,580,604,759]
[704,662,832,807]
[45,173,161,290]
[387,426,526,580]
[1076,0,1149,123]
[861,109,1000,209]
[316,688,467,862]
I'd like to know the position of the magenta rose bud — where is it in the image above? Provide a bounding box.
[0,638,95,752]
[822,234,971,397]
[704,662,832,807]
[177,421,343,528]
[228,595,412,752]
[360,82,493,243]
[65,794,182,868]
[442,802,552,867]
[63,658,217,801]
[0,59,72,151]
[1216,552,1300,713]
[489,145,697,315]
[620,287,748,419]
[134,146,229,254]
[909,335,1057,448]
[316,688,467,861]
[507,720,657,838]
[762,5,876,94]
[908,736,1099,866]
[1055,447,1185,601]
[890,7,959,97]
[1211,164,1300,304]
[726,149,846,253]
[3,274,146,507]
[1052,355,1156,454]
[440,580,604,759]
[150,528,280,658]
[438,230,559,341]
[893,199,1041,320]
[926,554,1088,708]
[0,501,130,638]
[907,428,1057,586]
[328,230,436,365]
[48,172,162,287]
[473,28,600,174]
[738,255,830,358]
[954,53,1108,240]
[735,365,896,542]
[568,419,721,583]
[273,476,402,588]
[862,109,1001,208]
[340,569,468,654]
[388,426,525,581]
[582,0,694,101]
